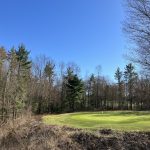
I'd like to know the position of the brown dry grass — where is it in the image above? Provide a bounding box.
[0,115,81,150]
[0,115,150,150]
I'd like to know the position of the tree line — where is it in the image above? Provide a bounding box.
[0,45,150,122]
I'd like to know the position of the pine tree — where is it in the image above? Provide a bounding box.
[124,63,137,110]
[115,67,124,109]
[65,67,84,112]
[44,61,55,84]
[14,45,31,117]
[44,61,55,112]
[89,74,96,109]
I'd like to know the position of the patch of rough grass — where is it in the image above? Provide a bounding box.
[0,117,81,150]
[43,111,150,131]
[0,116,150,150]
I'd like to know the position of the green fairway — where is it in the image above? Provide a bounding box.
[42,111,150,131]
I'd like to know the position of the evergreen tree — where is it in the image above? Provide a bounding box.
[115,67,124,109]
[124,63,138,110]
[65,67,84,112]
[89,74,96,109]
[15,45,31,117]
[44,61,55,112]
[44,61,55,84]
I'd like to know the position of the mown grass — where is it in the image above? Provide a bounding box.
[42,111,150,131]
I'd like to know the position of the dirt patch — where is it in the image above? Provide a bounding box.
[0,118,150,150]
[122,132,150,150]
[99,129,113,135]
[72,131,121,150]
[72,131,150,150]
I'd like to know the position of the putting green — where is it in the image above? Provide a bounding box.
[42,111,150,131]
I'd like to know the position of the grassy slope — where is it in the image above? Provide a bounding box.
[43,111,150,131]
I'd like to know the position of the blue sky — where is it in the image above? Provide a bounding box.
[0,0,128,80]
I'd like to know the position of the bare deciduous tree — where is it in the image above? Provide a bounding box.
[123,0,150,73]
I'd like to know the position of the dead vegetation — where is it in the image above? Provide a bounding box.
[0,116,150,150]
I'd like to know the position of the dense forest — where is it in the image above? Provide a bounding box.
[0,45,150,122]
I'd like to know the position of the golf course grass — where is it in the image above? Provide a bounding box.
[42,111,150,131]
